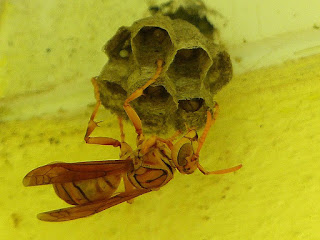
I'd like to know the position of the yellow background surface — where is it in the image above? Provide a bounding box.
[1,1,320,239]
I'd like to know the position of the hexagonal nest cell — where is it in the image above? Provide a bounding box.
[96,15,232,134]
[132,27,174,66]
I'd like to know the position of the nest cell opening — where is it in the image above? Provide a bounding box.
[167,48,210,79]
[139,85,171,103]
[132,27,173,66]
[178,98,204,113]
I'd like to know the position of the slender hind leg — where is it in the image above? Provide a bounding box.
[84,77,121,147]
[167,130,182,143]
[117,116,125,143]
[123,174,135,204]
[116,116,136,203]
[193,104,219,158]
[152,130,182,150]
[123,60,164,137]
[194,103,242,175]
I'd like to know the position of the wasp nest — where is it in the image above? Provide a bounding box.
[96,15,232,134]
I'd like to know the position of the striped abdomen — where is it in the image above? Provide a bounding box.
[53,174,121,205]
[129,147,174,190]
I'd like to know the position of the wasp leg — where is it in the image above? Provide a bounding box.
[197,163,242,175]
[117,116,125,143]
[193,103,219,160]
[118,116,136,204]
[117,116,135,158]
[140,130,180,152]
[161,130,183,150]
[84,77,121,147]
[152,130,181,150]
[194,103,242,174]
[123,59,164,136]
[123,174,135,204]
[140,134,174,153]
[167,130,182,143]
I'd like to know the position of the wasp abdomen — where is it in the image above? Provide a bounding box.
[53,175,121,205]
[133,168,168,189]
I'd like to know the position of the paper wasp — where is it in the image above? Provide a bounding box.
[23,60,242,222]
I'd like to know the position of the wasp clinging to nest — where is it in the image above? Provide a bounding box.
[23,60,242,222]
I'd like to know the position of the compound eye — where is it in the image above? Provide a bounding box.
[177,143,193,166]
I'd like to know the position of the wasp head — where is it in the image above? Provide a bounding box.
[171,129,200,174]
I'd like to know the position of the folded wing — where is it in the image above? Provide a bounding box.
[23,160,133,186]
[37,189,151,221]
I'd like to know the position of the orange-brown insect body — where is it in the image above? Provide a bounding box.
[128,138,174,189]
[23,60,242,222]
[53,174,122,205]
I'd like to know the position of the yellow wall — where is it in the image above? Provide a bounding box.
[1,1,320,239]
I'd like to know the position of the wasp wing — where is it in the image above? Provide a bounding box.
[37,189,151,221]
[23,160,133,186]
